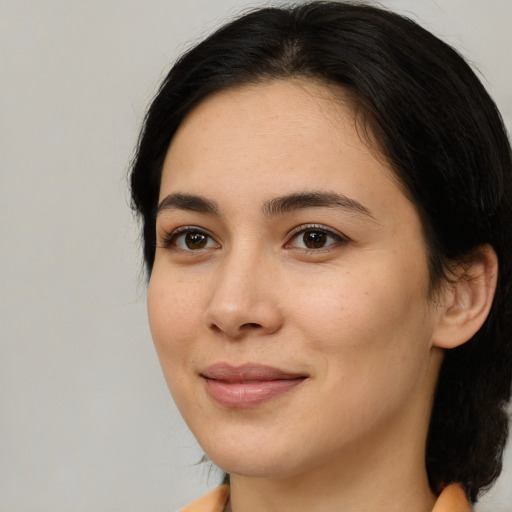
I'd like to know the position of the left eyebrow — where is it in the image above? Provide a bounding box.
[262,191,375,220]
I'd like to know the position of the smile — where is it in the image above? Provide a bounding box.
[201,363,308,408]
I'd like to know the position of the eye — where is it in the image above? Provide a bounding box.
[162,227,219,251]
[287,225,346,250]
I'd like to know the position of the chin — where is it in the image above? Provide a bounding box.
[198,434,291,479]
[200,432,320,481]
[210,454,295,480]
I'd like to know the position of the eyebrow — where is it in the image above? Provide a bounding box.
[261,191,375,219]
[156,193,219,216]
[156,191,374,220]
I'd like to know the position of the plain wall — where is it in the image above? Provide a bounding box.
[0,1,510,510]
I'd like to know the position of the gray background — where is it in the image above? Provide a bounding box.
[1,0,510,510]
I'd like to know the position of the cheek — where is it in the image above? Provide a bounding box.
[288,272,434,440]
[294,270,422,337]
[147,270,206,414]
[290,263,433,383]
[147,268,202,364]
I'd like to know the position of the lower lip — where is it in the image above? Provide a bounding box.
[204,378,305,408]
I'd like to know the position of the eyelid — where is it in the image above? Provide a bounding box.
[157,223,348,251]
[285,223,350,249]
[158,225,219,250]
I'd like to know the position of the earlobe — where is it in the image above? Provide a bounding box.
[433,244,498,349]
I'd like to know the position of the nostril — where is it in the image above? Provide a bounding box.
[209,323,222,333]
[241,322,262,330]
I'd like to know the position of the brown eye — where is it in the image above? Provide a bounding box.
[302,230,327,248]
[287,225,344,250]
[185,232,207,249]
[166,228,219,251]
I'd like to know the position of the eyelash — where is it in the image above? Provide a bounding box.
[159,226,216,250]
[286,224,348,251]
[158,224,348,252]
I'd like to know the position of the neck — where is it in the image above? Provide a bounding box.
[228,444,435,512]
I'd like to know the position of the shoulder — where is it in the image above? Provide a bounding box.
[178,484,229,512]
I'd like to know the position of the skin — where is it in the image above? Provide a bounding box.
[148,80,452,512]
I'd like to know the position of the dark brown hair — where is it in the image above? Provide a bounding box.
[130,1,512,502]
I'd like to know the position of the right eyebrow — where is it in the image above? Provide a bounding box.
[156,193,219,217]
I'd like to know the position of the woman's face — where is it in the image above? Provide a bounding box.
[148,80,444,480]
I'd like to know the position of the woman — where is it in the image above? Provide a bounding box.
[130,2,512,511]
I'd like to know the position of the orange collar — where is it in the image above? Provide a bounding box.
[180,484,229,512]
[433,484,473,512]
[180,482,472,512]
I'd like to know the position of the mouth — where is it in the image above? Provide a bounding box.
[200,363,308,408]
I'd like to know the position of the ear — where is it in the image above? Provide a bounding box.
[433,244,498,349]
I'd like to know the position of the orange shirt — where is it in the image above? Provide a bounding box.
[179,483,473,512]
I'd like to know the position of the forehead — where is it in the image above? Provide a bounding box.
[159,80,410,224]
[175,79,356,139]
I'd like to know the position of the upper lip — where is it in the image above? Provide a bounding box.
[201,363,307,382]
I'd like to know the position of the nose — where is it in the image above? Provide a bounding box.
[203,250,283,339]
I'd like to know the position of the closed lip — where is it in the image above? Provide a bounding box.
[200,363,308,408]
[200,363,308,382]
